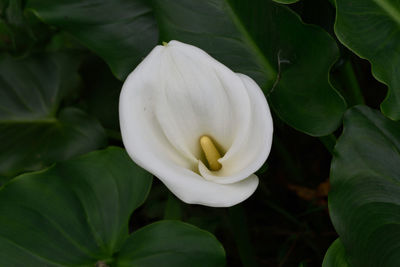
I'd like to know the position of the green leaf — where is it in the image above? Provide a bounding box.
[322,239,350,267]
[0,53,107,177]
[329,105,400,266]
[272,0,299,4]
[152,0,346,136]
[5,0,23,26]
[116,220,226,267]
[27,0,159,80]
[0,0,8,13]
[335,0,400,120]
[0,0,52,54]
[0,147,153,266]
[0,148,226,266]
[81,56,122,131]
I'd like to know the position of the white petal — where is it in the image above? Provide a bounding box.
[154,41,252,161]
[119,45,194,171]
[163,168,259,207]
[198,73,273,184]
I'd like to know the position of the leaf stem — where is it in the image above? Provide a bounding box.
[105,129,122,141]
[228,204,259,267]
[318,134,336,154]
[264,201,302,226]
[163,192,182,220]
[1,118,57,124]
[342,60,365,106]
[273,137,305,183]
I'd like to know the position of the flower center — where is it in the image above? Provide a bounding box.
[199,135,222,171]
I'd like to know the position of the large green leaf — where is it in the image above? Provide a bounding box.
[152,0,346,136]
[27,0,159,80]
[0,147,225,266]
[116,220,226,267]
[322,239,350,267]
[272,0,299,3]
[0,53,107,177]
[329,105,400,266]
[0,147,152,266]
[335,0,400,120]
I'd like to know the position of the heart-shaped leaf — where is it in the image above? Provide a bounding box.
[335,0,400,120]
[0,147,225,266]
[329,105,400,266]
[322,239,350,267]
[0,53,107,178]
[116,220,225,267]
[27,0,159,80]
[151,0,346,136]
[0,54,106,177]
[0,147,152,265]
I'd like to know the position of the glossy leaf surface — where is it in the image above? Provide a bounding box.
[116,220,226,267]
[335,0,400,120]
[0,148,226,266]
[27,0,159,80]
[0,53,106,177]
[330,105,400,266]
[152,0,346,136]
[0,147,152,266]
[322,239,350,267]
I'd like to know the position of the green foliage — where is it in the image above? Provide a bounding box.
[27,0,159,80]
[151,0,346,136]
[80,57,122,131]
[335,0,400,120]
[0,53,107,178]
[329,105,400,266]
[322,239,350,267]
[116,220,226,267]
[0,0,398,265]
[272,0,299,3]
[0,148,225,266]
[0,0,51,54]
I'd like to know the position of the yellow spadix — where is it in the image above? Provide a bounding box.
[200,135,222,171]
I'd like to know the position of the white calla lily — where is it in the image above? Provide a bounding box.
[119,40,273,207]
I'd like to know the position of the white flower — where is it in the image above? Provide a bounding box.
[119,40,273,207]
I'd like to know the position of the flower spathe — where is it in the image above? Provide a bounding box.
[119,40,273,207]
